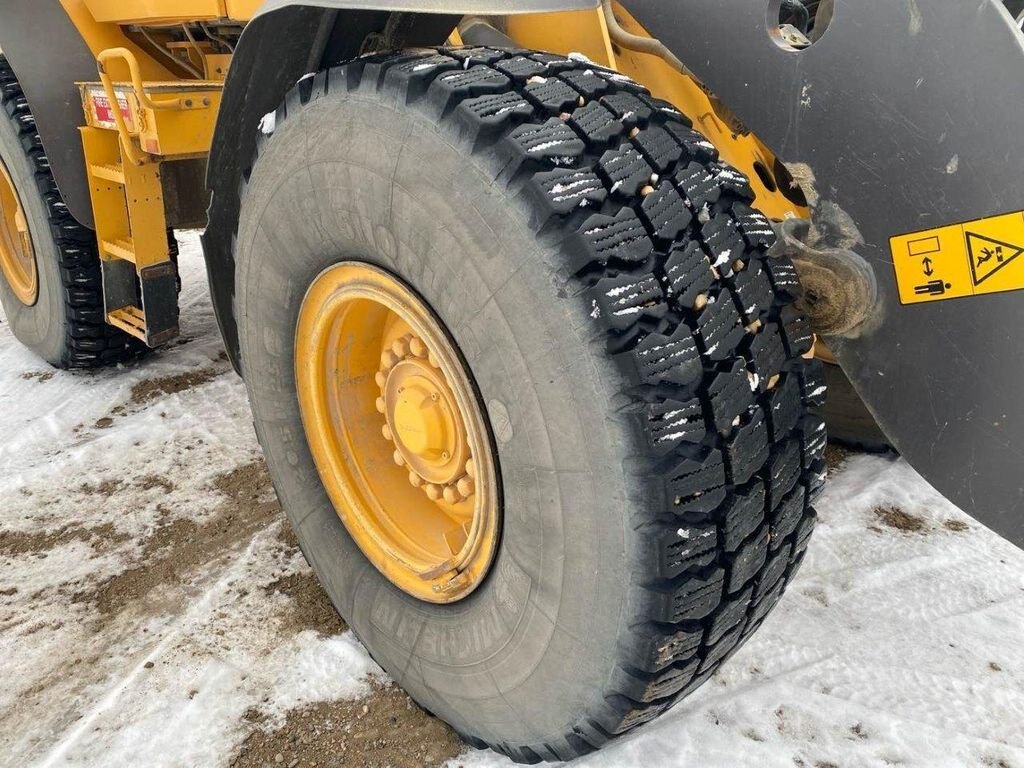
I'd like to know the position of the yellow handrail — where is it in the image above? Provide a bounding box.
[95,47,182,165]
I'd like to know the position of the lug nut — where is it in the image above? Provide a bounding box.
[374,371,387,388]
[443,486,462,504]
[410,337,427,358]
[375,397,386,414]
[382,424,393,441]
[381,350,400,370]
[465,458,476,479]
[392,337,410,357]
[425,484,442,500]
[393,449,405,467]
[428,353,440,369]
[456,476,474,497]
[408,471,423,487]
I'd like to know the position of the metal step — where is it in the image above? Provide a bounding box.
[100,237,136,263]
[89,162,125,184]
[106,306,147,341]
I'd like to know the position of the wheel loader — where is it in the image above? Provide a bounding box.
[0,0,1021,762]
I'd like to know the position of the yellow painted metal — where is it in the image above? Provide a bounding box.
[505,4,808,221]
[80,0,261,23]
[295,263,500,604]
[203,53,233,81]
[81,126,169,267]
[81,48,222,163]
[83,0,226,24]
[0,160,38,305]
[59,1,176,82]
[223,0,263,20]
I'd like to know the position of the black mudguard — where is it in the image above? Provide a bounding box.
[0,0,108,229]
[202,0,597,371]
[622,0,1024,544]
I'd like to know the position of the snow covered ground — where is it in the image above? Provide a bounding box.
[1,232,1022,768]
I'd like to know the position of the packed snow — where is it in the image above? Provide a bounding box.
[1,232,1022,767]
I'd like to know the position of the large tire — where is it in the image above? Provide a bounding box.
[236,48,827,762]
[0,56,142,368]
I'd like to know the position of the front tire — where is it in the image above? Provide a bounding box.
[235,48,826,762]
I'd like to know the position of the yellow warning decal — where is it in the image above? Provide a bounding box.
[889,210,1024,304]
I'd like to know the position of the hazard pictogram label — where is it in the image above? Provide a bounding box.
[889,210,1024,304]
[966,233,1024,286]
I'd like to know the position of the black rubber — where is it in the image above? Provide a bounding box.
[817,362,891,452]
[0,55,143,368]
[235,47,827,763]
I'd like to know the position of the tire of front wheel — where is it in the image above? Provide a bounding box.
[234,47,827,763]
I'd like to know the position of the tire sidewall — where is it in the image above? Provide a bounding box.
[236,89,640,745]
[0,107,67,365]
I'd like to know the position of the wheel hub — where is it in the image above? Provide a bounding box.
[378,336,474,503]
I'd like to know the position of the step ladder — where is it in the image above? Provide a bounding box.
[78,48,222,347]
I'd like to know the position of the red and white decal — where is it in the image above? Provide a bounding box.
[89,88,133,131]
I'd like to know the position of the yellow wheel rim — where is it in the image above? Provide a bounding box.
[0,159,36,305]
[295,263,500,603]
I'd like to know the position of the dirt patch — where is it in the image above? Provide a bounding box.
[130,367,223,406]
[264,572,346,637]
[75,460,281,616]
[232,682,464,768]
[873,507,927,534]
[824,442,852,472]
[79,478,126,497]
[136,474,175,494]
[20,371,54,383]
[278,521,301,553]
[0,522,129,557]
[943,519,970,533]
